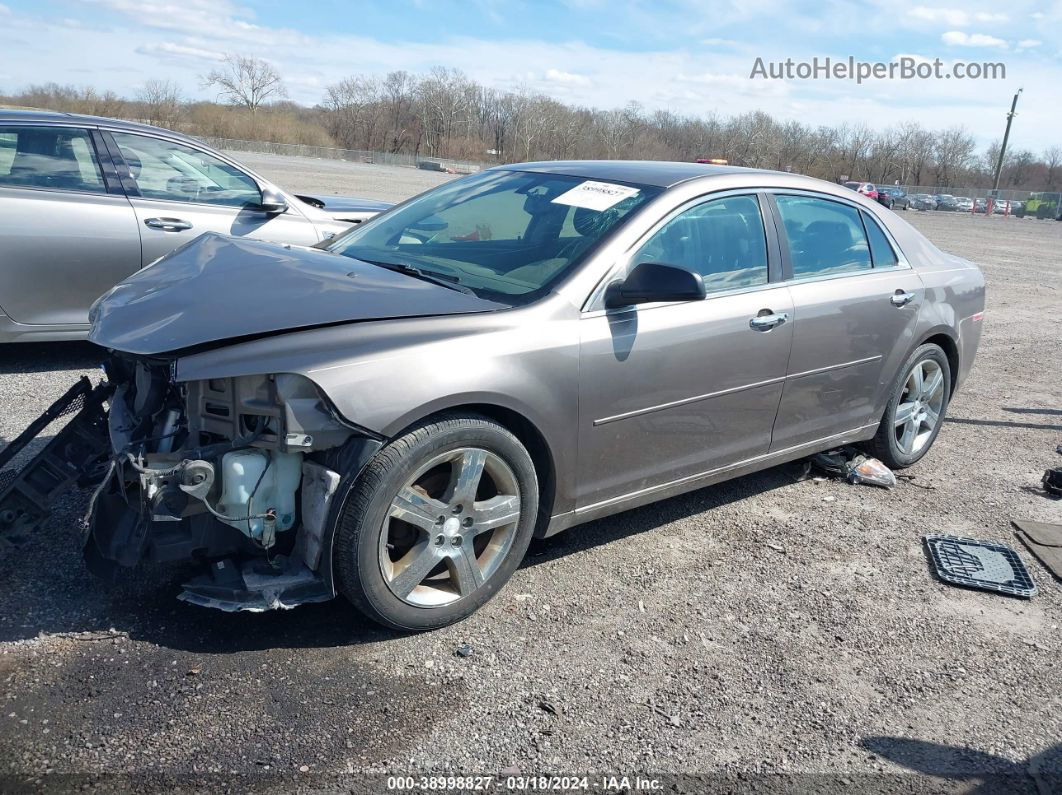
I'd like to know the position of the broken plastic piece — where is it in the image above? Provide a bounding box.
[178,555,331,612]
[810,447,895,488]
[846,455,896,488]
[1042,467,1062,497]
[924,535,1037,598]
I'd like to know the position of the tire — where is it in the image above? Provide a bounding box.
[867,343,952,469]
[334,412,538,631]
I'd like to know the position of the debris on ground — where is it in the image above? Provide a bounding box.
[455,643,474,658]
[810,447,896,488]
[924,534,1037,598]
[896,473,936,491]
[538,701,558,716]
[1012,519,1062,581]
[1041,467,1062,497]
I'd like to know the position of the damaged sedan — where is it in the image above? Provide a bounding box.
[0,161,985,631]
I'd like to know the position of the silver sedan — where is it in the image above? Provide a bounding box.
[0,110,388,341]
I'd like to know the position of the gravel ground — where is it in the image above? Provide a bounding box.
[1,157,1060,792]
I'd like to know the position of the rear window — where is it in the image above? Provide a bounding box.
[861,211,899,267]
[0,125,105,193]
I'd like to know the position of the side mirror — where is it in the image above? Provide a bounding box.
[257,186,288,214]
[604,262,707,308]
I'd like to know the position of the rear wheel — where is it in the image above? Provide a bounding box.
[334,413,538,631]
[868,344,951,469]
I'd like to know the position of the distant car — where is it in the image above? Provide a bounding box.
[0,111,391,342]
[878,186,909,210]
[844,181,879,200]
[994,199,1019,215]
[973,198,988,214]
[910,193,937,211]
[954,197,974,212]
[934,195,960,211]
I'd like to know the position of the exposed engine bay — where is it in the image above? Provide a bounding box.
[0,354,382,612]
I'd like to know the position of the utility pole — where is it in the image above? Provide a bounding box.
[991,88,1022,195]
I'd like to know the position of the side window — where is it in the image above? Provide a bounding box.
[775,195,871,277]
[861,211,899,267]
[110,132,261,207]
[632,194,768,293]
[0,126,105,193]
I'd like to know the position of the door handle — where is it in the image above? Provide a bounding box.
[144,217,192,232]
[890,290,916,307]
[749,312,789,331]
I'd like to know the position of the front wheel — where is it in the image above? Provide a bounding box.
[867,344,951,469]
[334,413,538,631]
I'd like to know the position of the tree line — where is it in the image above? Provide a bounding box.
[3,56,1059,191]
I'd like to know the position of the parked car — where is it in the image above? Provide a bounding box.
[954,197,974,212]
[0,161,985,630]
[878,186,910,210]
[844,180,878,199]
[934,194,960,211]
[973,198,988,214]
[992,199,1019,215]
[0,111,391,342]
[910,193,937,211]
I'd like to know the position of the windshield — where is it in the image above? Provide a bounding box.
[327,169,661,302]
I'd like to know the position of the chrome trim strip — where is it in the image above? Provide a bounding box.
[576,421,880,515]
[594,374,787,426]
[593,355,881,426]
[786,354,882,380]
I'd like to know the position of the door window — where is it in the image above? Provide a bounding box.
[0,126,105,193]
[631,194,768,293]
[110,132,261,207]
[861,211,899,267]
[775,195,871,277]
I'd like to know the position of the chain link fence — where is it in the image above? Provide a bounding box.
[197,136,488,176]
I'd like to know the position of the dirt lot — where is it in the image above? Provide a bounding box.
[1,157,1060,792]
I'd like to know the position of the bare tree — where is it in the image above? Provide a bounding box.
[1043,146,1062,190]
[137,79,182,128]
[202,54,286,114]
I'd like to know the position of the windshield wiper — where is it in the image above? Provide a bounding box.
[359,259,474,295]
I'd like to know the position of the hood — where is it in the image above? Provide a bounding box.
[89,233,506,355]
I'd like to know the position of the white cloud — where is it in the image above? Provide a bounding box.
[908,7,1007,26]
[544,68,591,86]
[1016,38,1042,48]
[134,41,226,63]
[701,37,739,47]
[909,7,971,26]
[941,31,1008,48]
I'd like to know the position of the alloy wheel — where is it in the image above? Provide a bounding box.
[379,447,522,607]
[894,360,945,456]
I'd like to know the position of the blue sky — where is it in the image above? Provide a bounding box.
[1,0,1059,150]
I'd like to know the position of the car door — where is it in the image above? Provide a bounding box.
[768,192,924,450]
[104,131,321,267]
[0,124,141,328]
[577,192,794,509]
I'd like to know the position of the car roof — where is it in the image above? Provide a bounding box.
[495,159,783,188]
[0,108,203,146]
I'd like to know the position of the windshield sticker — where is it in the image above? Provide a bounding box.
[551,181,641,211]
